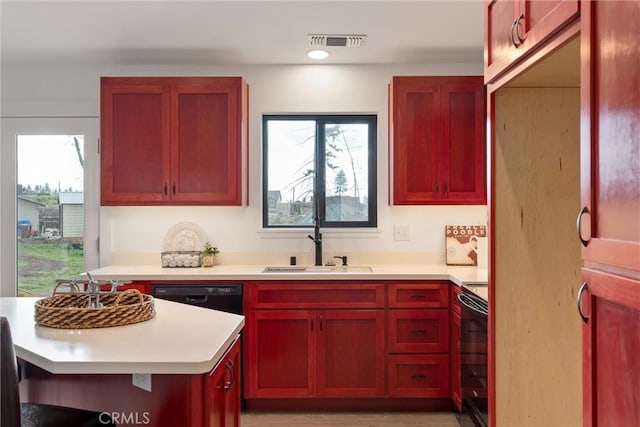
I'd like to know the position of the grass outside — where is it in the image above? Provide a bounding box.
[17,238,84,296]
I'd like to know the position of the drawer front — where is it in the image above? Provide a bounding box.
[387,310,449,354]
[388,282,449,308]
[386,354,450,398]
[248,283,385,309]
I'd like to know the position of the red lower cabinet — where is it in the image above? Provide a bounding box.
[386,283,450,398]
[580,269,640,426]
[244,283,386,400]
[205,336,241,427]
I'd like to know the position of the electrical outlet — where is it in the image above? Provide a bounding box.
[132,373,152,392]
[393,225,410,241]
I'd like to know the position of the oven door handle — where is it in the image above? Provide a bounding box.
[457,293,488,317]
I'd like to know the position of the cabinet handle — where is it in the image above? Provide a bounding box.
[576,206,590,247]
[435,182,439,195]
[411,374,427,380]
[172,182,176,195]
[310,318,314,332]
[410,294,426,300]
[515,14,526,44]
[510,17,520,47]
[320,316,323,331]
[444,182,448,197]
[577,282,589,323]
[410,329,426,335]
[164,182,168,196]
[223,359,234,391]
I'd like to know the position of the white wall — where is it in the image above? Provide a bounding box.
[2,62,487,267]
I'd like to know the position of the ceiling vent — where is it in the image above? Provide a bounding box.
[308,34,367,48]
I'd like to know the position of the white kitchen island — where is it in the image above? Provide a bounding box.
[0,297,244,427]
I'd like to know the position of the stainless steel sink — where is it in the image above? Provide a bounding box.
[263,265,372,273]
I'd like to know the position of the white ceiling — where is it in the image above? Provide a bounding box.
[1,0,485,66]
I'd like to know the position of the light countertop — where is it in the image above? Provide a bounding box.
[0,297,244,375]
[86,264,488,286]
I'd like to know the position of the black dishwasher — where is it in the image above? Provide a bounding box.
[151,283,243,315]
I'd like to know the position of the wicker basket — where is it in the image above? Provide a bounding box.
[34,286,155,329]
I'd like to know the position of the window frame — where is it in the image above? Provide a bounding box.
[262,114,377,229]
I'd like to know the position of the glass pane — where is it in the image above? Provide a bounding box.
[266,120,316,226]
[324,123,369,222]
[17,135,85,296]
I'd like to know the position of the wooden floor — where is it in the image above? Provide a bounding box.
[241,411,460,427]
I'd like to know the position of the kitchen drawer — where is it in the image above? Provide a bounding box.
[248,282,385,309]
[386,354,450,398]
[387,310,449,354]
[387,282,449,308]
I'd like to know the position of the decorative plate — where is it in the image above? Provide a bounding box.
[163,222,208,252]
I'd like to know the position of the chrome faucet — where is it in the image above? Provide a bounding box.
[307,193,323,266]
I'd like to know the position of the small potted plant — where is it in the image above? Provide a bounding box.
[201,242,220,267]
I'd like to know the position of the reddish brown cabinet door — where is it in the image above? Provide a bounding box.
[101,77,247,206]
[205,337,241,427]
[245,310,315,398]
[579,269,640,426]
[171,80,243,204]
[390,76,485,205]
[485,0,580,82]
[440,82,486,203]
[579,0,640,272]
[100,80,171,203]
[317,310,385,398]
[390,77,440,204]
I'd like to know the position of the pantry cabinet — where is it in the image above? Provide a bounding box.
[390,76,485,205]
[244,283,385,399]
[100,77,247,206]
[485,0,580,83]
[578,1,640,425]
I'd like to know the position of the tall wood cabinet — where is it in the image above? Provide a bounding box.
[100,77,248,206]
[485,0,580,82]
[578,1,640,425]
[389,76,486,205]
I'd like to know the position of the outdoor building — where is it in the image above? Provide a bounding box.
[16,196,45,237]
[58,192,84,240]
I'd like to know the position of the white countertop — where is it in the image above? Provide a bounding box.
[0,297,244,375]
[86,264,488,286]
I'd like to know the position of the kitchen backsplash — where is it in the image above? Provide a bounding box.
[100,205,487,267]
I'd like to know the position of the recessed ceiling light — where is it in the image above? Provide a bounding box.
[307,49,329,60]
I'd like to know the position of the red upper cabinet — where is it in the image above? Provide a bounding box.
[485,0,580,83]
[390,76,486,205]
[101,77,248,206]
[579,1,640,273]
